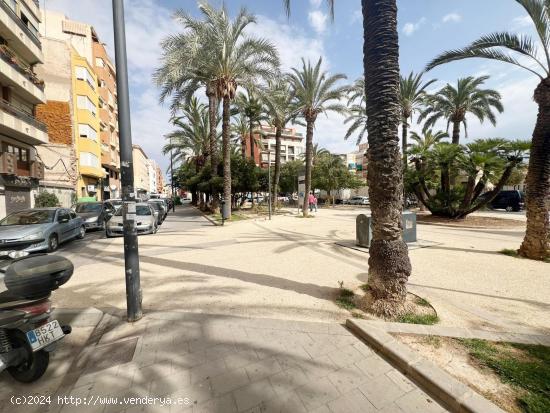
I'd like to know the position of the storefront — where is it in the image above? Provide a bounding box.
[0,175,38,217]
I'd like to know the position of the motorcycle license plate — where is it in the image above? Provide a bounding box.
[26,320,64,351]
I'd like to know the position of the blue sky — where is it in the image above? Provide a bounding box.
[43,0,540,174]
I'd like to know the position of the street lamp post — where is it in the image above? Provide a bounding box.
[112,0,142,322]
[266,151,272,220]
[170,138,175,212]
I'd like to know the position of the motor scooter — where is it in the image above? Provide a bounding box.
[0,251,73,382]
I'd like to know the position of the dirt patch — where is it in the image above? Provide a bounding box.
[417,214,525,228]
[356,291,438,324]
[393,334,523,413]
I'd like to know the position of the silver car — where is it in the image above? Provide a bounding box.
[0,208,86,253]
[106,203,157,237]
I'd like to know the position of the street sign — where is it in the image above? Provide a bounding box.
[298,175,305,211]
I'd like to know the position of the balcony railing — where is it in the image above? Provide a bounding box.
[0,98,46,131]
[0,44,44,90]
[0,0,41,48]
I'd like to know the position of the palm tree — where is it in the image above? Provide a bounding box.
[425,0,549,261]
[399,72,436,167]
[261,76,296,208]
[418,76,503,145]
[344,103,368,145]
[288,57,347,216]
[230,115,249,158]
[192,3,279,220]
[282,0,412,316]
[234,89,265,162]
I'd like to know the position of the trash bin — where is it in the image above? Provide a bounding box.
[356,214,371,248]
[221,201,231,220]
[356,212,417,247]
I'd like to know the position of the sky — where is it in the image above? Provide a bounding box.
[41,0,541,175]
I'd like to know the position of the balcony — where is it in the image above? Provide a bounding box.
[0,0,42,64]
[0,44,44,103]
[0,98,47,144]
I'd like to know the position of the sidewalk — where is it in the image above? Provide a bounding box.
[1,310,448,413]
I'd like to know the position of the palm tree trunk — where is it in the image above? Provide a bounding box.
[222,97,232,220]
[363,0,411,317]
[451,121,460,145]
[249,119,255,164]
[519,78,550,260]
[401,121,408,168]
[241,138,246,158]
[207,84,219,212]
[272,125,282,210]
[302,119,314,217]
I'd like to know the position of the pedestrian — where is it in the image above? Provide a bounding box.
[308,191,315,212]
[313,195,318,212]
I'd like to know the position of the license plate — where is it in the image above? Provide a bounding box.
[26,320,64,351]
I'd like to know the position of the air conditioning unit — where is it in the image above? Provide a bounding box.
[0,153,17,175]
[30,160,45,180]
[87,185,96,192]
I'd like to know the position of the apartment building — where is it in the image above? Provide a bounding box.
[155,164,164,193]
[0,0,47,216]
[249,125,305,168]
[146,159,157,194]
[346,143,368,179]
[132,144,149,199]
[93,36,120,200]
[36,10,119,202]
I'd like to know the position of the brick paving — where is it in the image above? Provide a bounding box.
[0,311,449,413]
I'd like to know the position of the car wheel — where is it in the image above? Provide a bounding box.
[77,225,86,239]
[7,331,49,383]
[100,219,106,230]
[105,230,112,238]
[47,234,59,252]
[505,206,514,212]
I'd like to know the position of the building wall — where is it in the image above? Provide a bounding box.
[156,165,164,193]
[132,145,149,194]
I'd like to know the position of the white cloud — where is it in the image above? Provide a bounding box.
[442,13,462,23]
[308,10,328,34]
[512,15,532,29]
[403,17,426,36]
[309,0,322,8]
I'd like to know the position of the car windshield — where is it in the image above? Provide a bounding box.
[0,210,55,226]
[75,203,102,213]
[109,200,123,206]
[148,203,160,211]
[114,205,152,216]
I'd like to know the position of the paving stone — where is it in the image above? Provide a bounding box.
[268,366,309,396]
[355,353,393,379]
[327,364,368,394]
[395,389,446,413]
[358,371,408,409]
[458,390,506,413]
[244,357,282,382]
[174,379,214,406]
[172,351,207,371]
[210,368,250,396]
[327,323,352,335]
[189,359,228,384]
[258,390,307,413]
[295,376,340,411]
[308,406,331,413]
[386,369,416,393]
[351,341,374,358]
[302,339,338,358]
[223,349,259,370]
[327,343,365,367]
[298,354,338,379]
[205,343,238,361]
[192,393,238,413]
[232,378,277,412]
[327,388,377,413]
[148,368,192,396]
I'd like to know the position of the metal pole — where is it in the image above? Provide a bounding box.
[268,151,272,220]
[112,0,141,322]
[170,137,175,212]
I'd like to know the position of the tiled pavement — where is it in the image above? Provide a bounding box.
[0,311,449,413]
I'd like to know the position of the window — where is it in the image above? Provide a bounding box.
[77,95,97,115]
[4,144,29,162]
[288,146,295,155]
[78,124,98,141]
[75,66,95,90]
[80,152,99,168]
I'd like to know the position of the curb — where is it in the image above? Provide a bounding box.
[193,206,221,226]
[346,319,505,413]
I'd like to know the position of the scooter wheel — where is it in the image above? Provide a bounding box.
[7,332,50,383]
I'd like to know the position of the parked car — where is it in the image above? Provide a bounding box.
[104,199,123,211]
[0,208,85,252]
[74,202,115,230]
[482,190,524,212]
[148,199,168,220]
[349,196,370,206]
[106,203,157,237]
[277,196,290,203]
[147,201,165,225]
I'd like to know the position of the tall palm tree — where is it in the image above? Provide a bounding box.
[425,0,549,261]
[344,103,368,145]
[261,76,296,208]
[230,115,249,158]
[362,0,412,317]
[193,3,279,219]
[408,129,449,155]
[234,89,264,162]
[282,0,412,315]
[399,72,436,167]
[288,57,348,216]
[418,76,503,145]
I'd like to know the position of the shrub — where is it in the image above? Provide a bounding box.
[35,191,59,208]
